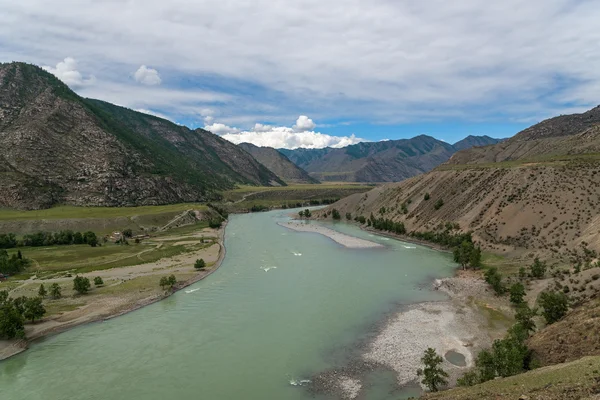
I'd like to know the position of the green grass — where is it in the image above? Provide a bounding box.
[45,302,86,316]
[482,252,523,275]
[0,204,208,221]
[8,239,214,274]
[424,356,600,400]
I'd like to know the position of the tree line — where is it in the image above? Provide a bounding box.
[0,249,29,275]
[0,291,46,339]
[0,230,99,249]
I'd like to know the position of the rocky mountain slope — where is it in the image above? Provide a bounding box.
[452,135,504,151]
[316,105,600,262]
[450,106,600,164]
[0,62,284,209]
[238,143,319,184]
[280,135,502,183]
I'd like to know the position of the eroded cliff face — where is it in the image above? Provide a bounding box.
[0,62,283,209]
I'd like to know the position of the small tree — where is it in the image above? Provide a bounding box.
[167,275,177,287]
[94,276,104,286]
[434,199,444,210]
[194,259,206,270]
[509,282,526,305]
[346,212,352,220]
[530,258,547,279]
[17,250,23,260]
[38,284,47,298]
[518,267,527,279]
[23,297,46,323]
[159,276,169,290]
[0,300,25,339]
[123,229,133,238]
[469,246,482,269]
[515,303,537,332]
[417,347,448,392]
[73,276,91,295]
[50,283,62,299]
[484,267,505,295]
[304,209,312,218]
[424,193,431,201]
[539,291,568,324]
[298,210,304,218]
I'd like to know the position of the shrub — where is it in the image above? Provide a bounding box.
[50,283,62,299]
[73,276,91,295]
[331,209,341,220]
[434,199,444,210]
[94,276,104,286]
[530,258,547,279]
[539,291,568,324]
[484,267,505,295]
[424,193,431,201]
[194,259,206,270]
[509,282,526,305]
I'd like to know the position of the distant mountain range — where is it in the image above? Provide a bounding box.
[317,105,600,262]
[238,143,319,184]
[0,61,507,210]
[0,62,283,209]
[279,135,502,182]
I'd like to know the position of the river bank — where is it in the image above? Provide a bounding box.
[310,270,513,399]
[0,222,228,361]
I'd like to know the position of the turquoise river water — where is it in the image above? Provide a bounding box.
[0,209,457,400]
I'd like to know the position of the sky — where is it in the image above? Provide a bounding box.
[1,0,599,149]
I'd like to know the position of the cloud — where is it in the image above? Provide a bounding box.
[293,115,316,132]
[204,123,241,135]
[204,116,366,149]
[42,57,95,88]
[5,1,600,127]
[134,65,161,85]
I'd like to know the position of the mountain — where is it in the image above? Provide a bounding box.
[450,106,600,165]
[279,135,502,183]
[315,105,600,261]
[452,135,503,151]
[238,143,319,184]
[0,62,284,209]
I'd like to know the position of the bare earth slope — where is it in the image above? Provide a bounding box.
[317,105,600,262]
[0,62,283,209]
[238,142,319,184]
[450,106,600,164]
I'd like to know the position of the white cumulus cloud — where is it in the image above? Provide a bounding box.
[293,115,316,132]
[204,116,365,149]
[42,57,95,88]
[204,122,241,135]
[134,65,162,85]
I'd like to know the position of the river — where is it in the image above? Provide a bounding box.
[0,209,457,400]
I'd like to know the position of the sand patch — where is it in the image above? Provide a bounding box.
[278,222,383,249]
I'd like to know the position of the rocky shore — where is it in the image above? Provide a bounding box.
[310,272,512,399]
